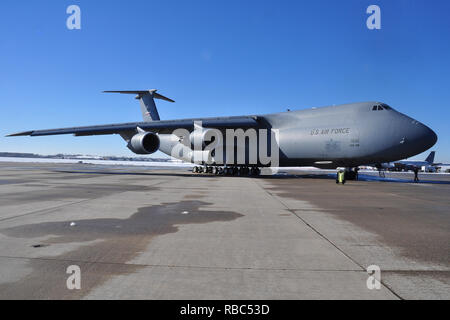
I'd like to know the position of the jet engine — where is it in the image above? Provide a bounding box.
[127,132,160,155]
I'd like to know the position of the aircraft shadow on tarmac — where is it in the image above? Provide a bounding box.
[53,169,450,184]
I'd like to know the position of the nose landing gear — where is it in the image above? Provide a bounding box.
[336,167,360,183]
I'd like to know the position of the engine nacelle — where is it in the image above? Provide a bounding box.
[127,132,160,155]
[158,133,217,164]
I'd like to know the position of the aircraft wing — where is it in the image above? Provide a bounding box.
[6,116,260,137]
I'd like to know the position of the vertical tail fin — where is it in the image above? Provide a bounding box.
[103,90,175,121]
[425,151,435,164]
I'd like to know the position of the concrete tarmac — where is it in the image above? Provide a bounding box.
[0,162,448,299]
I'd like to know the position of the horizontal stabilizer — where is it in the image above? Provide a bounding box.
[103,90,175,103]
[103,89,174,121]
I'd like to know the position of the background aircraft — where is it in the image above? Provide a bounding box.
[377,151,450,172]
[7,90,437,178]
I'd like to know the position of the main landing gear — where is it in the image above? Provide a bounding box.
[192,166,261,176]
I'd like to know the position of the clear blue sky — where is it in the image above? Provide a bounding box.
[1,0,449,161]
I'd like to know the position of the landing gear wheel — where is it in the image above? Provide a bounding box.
[346,171,356,180]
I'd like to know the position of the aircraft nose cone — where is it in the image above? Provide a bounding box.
[390,112,437,159]
[425,125,438,149]
[412,122,437,151]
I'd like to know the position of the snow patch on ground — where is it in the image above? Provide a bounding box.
[0,157,194,167]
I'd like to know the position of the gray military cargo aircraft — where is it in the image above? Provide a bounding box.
[7,90,437,178]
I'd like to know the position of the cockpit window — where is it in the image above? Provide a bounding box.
[372,104,392,111]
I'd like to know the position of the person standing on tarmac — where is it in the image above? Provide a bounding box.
[336,169,346,184]
[413,167,419,182]
[354,167,359,181]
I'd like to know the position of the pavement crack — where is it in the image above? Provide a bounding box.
[254,179,404,300]
[0,180,166,224]
[0,255,375,272]
[0,199,91,223]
